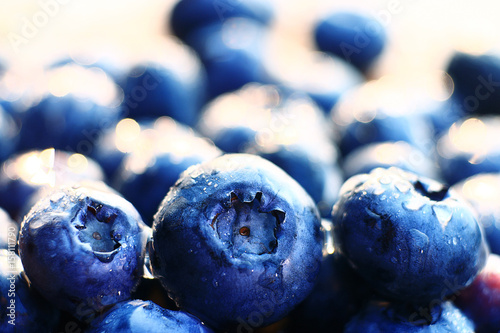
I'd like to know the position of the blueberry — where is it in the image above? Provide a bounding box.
[436,116,500,185]
[0,149,105,221]
[114,116,222,226]
[121,38,206,126]
[0,250,60,332]
[185,19,275,99]
[451,173,500,255]
[446,51,500,116]
[169,0,274,42]
[344,301,474,332]
[18,184,151,319]
[87,300,213,332]
[331,82,434,158]
[342,141,441,181]
[16,64,122,154]
[0,208,17,251]
[331,167,488,303]
[454,253,500,333]
[150,154,323,331]
[314,11,387,73]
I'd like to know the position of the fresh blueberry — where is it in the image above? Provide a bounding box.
[331,167,488,303]
[451,173,500,255]
[344,301,474,332]
[314,11,387,73]
[331,82,434,158]
[0,208,17,251]
[87,300,213,333]
[16,64,122,154]
[342,141,441,181]
[114,116,222,226]
[0,149,105,221]
[169,0,274,42]
[121,38,206,126]
[454,253,500,333]
[185,19,275,99]
[288,220,375,333]
[150,154,323,331]
[436,116,500,185]
[446,51,500,116]
[18,183,151,319]
[0,250,60,332]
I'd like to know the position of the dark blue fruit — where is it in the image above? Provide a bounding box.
[342,141,441,181]
[0,149,105,221]
[344,301,474,332]
[87,300,213,333]
[121,39,206,126]
[114,116,222,226]
[332,167,488,303]
[451,173,500,255]
[150,154,323,331]
[436,116,500,185]
[169,0,274,41]
[314,11,387,73]
[0,250,60,332]
[18,184,150,319]
[446,51,500,116]
[16,64,122,154]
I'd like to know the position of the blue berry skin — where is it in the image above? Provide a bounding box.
[0,250,60,333]
[185,20,274,99]
[0,149,105,221]
[331,167,488,303]
[446,52,500,116]
[314,11,387,73]
[150,154,323,331]
[87,300,213,333]
[436,116,500,185]
[114,117,222,226]
[18,184,151,319]
[344,301,474,333]
[169,0,274,42]
[454,254,500,333]
[342,141,441,181]
[0,208,17,250]
[451,173,500,256]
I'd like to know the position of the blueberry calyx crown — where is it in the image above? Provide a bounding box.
[74,200,123,262]
[210,191,285,257]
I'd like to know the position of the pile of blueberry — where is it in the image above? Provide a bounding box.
[1,1,500,332]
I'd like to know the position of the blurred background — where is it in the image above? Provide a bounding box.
[0,0,498,76]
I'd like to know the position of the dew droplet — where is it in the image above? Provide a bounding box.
[395,180,411,193]
[391,257,398,263]
[212,279,219,288]
[402,197,426,211]
[208,181,212,186]
[432,204,453,228]
[452,237,458,245]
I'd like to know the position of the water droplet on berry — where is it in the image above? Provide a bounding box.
[212,279,219,288]
[391,257,398,263]
[402,197,427,211]
[379,175,392,185]
[452,237,458,245]
[432,204,453,228]
[395,180,411,193]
